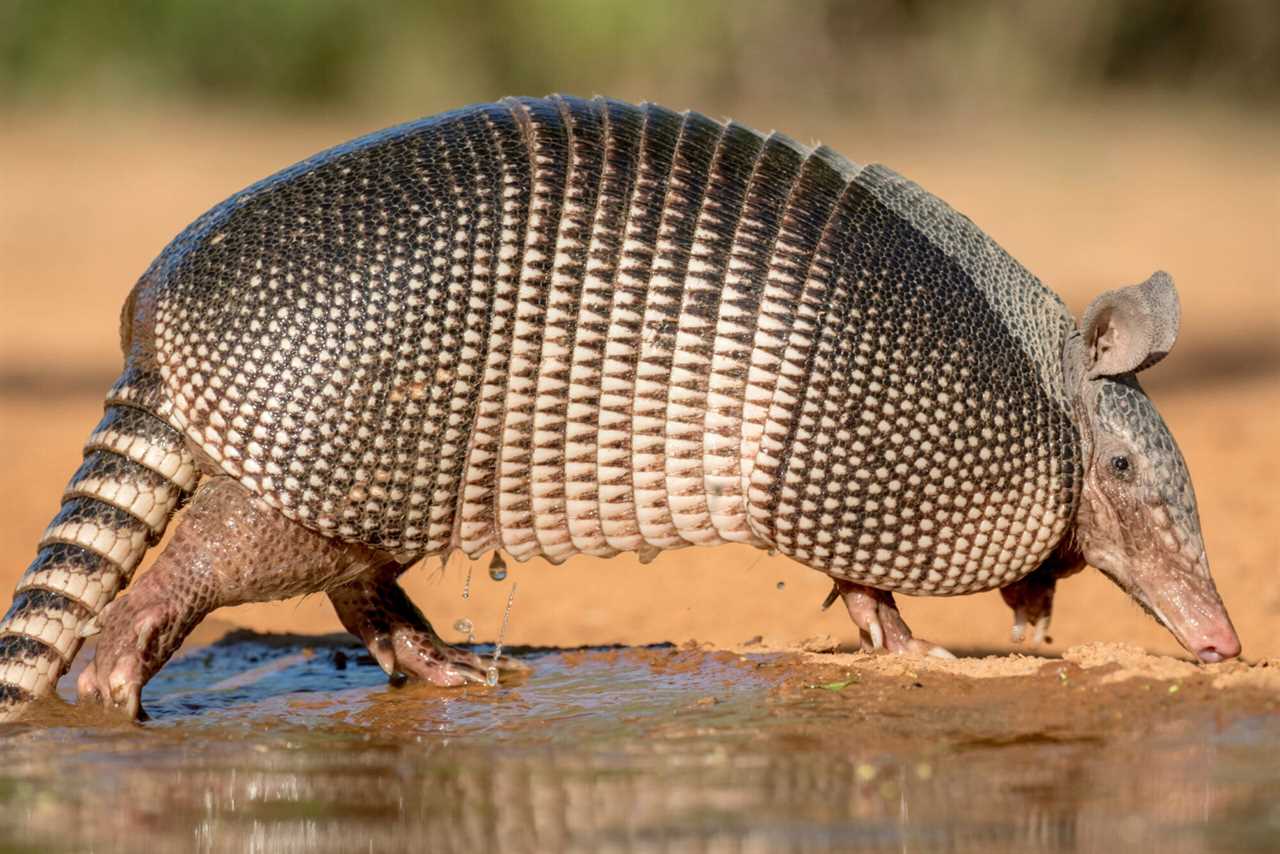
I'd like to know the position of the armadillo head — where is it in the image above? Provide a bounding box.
[1067,272,1240,662]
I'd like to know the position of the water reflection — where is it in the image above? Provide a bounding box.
[0,634,1275,852]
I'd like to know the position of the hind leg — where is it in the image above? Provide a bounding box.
[824,580,955,659]
[78,477,379,718]
[328,565,527,687]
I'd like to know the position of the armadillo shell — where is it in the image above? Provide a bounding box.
[141,95,1081,596]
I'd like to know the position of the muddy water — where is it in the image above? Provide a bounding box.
[0,635,1277,853]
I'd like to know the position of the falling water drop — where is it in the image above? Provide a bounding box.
[485,666,499,687]
[492,582,518,666]
[489,551,508,582]
[462,562,473,600]
[454,618,473,635]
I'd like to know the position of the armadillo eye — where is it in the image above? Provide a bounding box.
[1110,455,1131,475]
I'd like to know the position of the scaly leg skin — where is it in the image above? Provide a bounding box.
[824,579,956,659]
[999,542,1086,646]
[328,564,527,687]
[78,476,384,719]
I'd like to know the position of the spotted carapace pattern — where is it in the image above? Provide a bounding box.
[0,95,1081,711]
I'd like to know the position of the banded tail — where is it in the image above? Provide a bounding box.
[0,375,196,721]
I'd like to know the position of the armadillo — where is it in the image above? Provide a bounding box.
[0,95,1240,721]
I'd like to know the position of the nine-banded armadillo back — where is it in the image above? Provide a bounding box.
[1,95,1081,716]
[150,94,1079,584]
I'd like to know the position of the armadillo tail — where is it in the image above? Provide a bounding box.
[0,373,197,721]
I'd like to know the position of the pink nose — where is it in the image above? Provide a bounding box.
[1195,628,1242,663]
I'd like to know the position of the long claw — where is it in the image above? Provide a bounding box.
[370,633,397,677]
[1010,607,1028,644]
[76,666,101,702]
[106,666,145,721]
[834,580,950,659]
[903,638,956,659]
[491,654,530,675]
[444,664,487,686]
[120,690,143,721]
[1032,615,1051,645]
[820,585,841,611]
[868,619,885,651]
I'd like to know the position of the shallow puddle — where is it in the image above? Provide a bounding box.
[1,633,1276,852]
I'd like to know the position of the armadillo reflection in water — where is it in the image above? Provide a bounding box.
[0,96,1240,721]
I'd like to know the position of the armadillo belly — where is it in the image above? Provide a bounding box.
[146,95,1081,595]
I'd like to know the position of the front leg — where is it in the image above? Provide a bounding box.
[999,541,1086,646]
[824,579,955,659]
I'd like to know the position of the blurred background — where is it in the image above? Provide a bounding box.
[3,0,1279,114]
[1,1,1277,659]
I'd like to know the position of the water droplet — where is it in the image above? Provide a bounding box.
[485,666,499,687]
[462,562,473,600]
[468,633,476,644]
[454,618,473,635]
[493,582,518,663]
[776,581,786,590]
[488,551,508,581]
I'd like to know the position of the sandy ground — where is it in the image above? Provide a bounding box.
[5,637,1277,852]
[1,102,1277,675]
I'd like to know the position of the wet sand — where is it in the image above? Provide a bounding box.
[1,635,1277,851]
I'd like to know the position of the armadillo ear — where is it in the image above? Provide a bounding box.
[1081,271,1181,378]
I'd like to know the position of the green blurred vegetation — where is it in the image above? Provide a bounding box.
[1,0,1277,114]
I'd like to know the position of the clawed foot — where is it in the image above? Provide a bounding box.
[365,625,528,687]
[823,580,955,659]
[329,567,528,688]
[1001,572,1055,645]
[75,596,178,721]
[999,545,1085,646]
